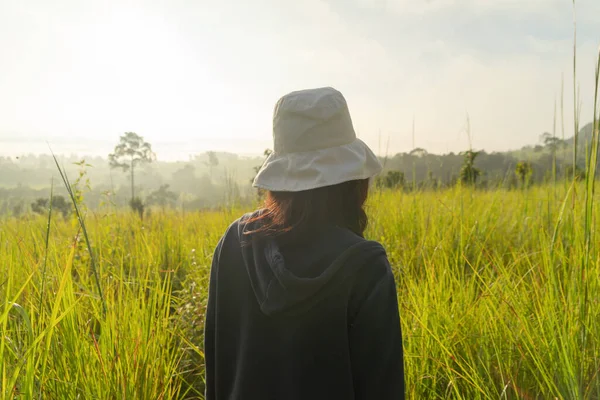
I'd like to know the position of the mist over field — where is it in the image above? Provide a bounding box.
[1,121,598,216]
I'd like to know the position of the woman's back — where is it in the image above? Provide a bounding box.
[205,212,404,399]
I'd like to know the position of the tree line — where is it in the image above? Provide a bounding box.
[1,122,597,217]
[375,123,595,190]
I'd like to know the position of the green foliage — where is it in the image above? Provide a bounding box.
[515,161,533,188]
[565,164,586,181]
[129,197,145,219]
[204,151,220,181]
[31,195,71,218]
[108,132,155,172]
[205,151,219,168]
[11,201,24,217]
[5,123,600,211]
[425,171,438,189]
[147,184,178,210]
[251,149,273,198]
[376,170,405,189]
[3,185,600,398]
[540,132,567,152]
[252,149,273,176]
[0,151,266,212]
[409,147,428,157]
[72,159,93,208]
[459,150,481,185]
[108,132,155,202]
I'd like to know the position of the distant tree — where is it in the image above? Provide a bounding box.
[172,165,197,193]
[565,165,586,181]
[409,148,428,157]
[252,149,273,198]
[515,161,533,188]
[539,132,552,144]
[252,149,273,179]
[52,196,70,218]
[31,198,48,214]
[11,201,24,217]
[540,132,566,153]
[383,170,405,189]
[459,150,481,185]
[147,184,177,211]
[129,197,145,220]
[224,169,241,206]
[205,151,220,180]
[31,196,71,218]
[108,132,155,204]
[545,137,566,152]
[426,171,438,189]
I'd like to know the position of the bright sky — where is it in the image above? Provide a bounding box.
[0,0,599,160]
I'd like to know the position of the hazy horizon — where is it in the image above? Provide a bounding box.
[1,0,599,161]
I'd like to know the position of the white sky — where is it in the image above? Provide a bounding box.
[0,0,599,160]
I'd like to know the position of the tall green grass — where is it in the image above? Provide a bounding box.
[1,184,600,399]
[0,210,199,399]
[370,184,600,399]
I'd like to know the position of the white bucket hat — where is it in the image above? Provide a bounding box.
[253,87,383,192]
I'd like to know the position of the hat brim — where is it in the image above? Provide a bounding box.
[252,139,383,192]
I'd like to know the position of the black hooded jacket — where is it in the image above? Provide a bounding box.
[204,212,405,399]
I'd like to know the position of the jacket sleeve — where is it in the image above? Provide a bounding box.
[348,257,405,400]
[204,236,225,400]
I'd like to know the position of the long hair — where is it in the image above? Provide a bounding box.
[246,179,370,243]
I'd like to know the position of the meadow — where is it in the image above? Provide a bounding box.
[1,183,599,399]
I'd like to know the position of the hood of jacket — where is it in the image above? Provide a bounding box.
[237,213,385,316]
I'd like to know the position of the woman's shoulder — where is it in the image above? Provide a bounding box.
[328,225,388,257]
[216,209,266,245]
[347,240,396,322]
[234,209,265,235]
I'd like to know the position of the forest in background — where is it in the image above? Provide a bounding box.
[0,121,597,216]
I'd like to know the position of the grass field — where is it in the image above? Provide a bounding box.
[1,184,599,399]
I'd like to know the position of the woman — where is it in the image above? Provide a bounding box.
[204,87,405,399]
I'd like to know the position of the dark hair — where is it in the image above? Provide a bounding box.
[246,179,370,243]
